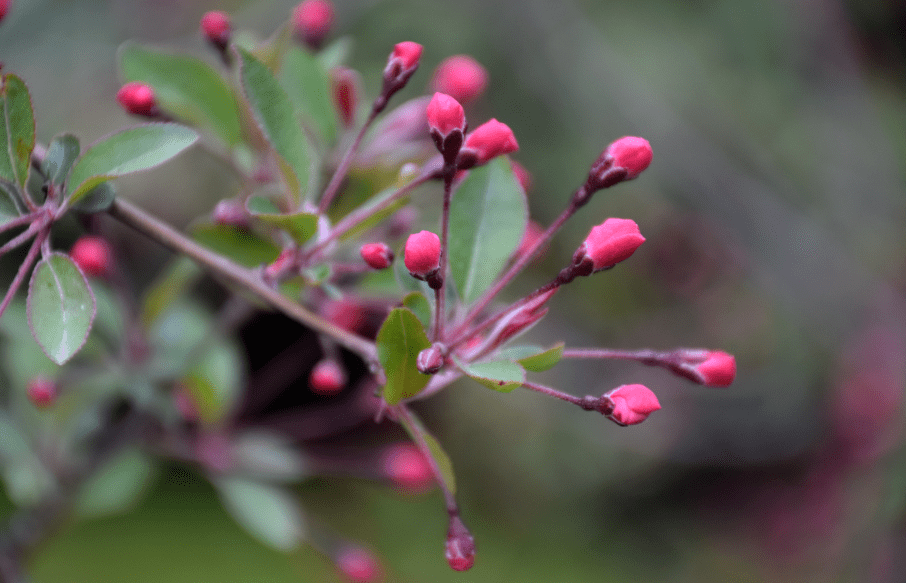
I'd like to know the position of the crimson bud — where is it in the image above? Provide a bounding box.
[431,55,488,105]
[458,119,518,168]
[116,82,158,117]
[71,236,112,278]
[598,384,661,426]
[331,67,361,128]
[0,0,11,22]
[310,359,347,395]
[416,343,445,375]
[573,218,644,273]
[27,377,57,408]
[672,349,736,387]
[292,0,334,49]
[360,242,394,270]
[200,11,232,51]
[380,443,434,493]
[380,42,423,109]
[404,230,440,280]
[426,92,465,164]
[587,136,652,190]
[336,546,383,583]
[445,515,475,571]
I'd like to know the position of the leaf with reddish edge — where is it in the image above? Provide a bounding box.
[27,253,97,365]
[245,195,318,246]
[376,307,431,405]
[453,355,525,392]
[497,342,565,372]
[398,408,456,496]
[0,74,36,189]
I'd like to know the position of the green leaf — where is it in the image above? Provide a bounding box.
[317,36,352,71]
[280,46,337,145]
[0,74,36,189]
[66,123,198,204]
[71,181,116,213]
[192,224,281,268]
[238,48,315,205]
[183,339,244,424]
[453,356,525,392]
[43,134,80,186]
[449,158,528,304]
[27,253,97,365]
[246,195,318,245]
[140,257,201,327]
[498,342,565,373]
[215,477,305,551]
[401,292,432,330]
[0,179,23,224]
[232,431,310,482]
[119,43,243,147]
[376,308,432,405]
[75,450,156,518]
[398,409,456,496]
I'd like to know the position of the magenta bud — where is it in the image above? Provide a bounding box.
[309,359,347,395]
[331,67,361,128]
[27,376,57,408]
[116,82,158,117]
[292,0,334,49]
[416,344,446,375]
[71,235,112,278]
[380,443,434,493]
[200,10,232,50]
[431,55,488,105]
[426,92,466,137]
[488,288,558,350]
[672,349,736,387]
[573,218,645,273]
[380,42,423,106]
[0,0,9,23]
[458,118,518,168]
[360,242,394,270]
[599,384,661,426]
[587,136,652,190]
[404,230,440,279]
[335,545,383,583]
[388,41,422,72]
[212,199,249,228]
[445,515,475,572]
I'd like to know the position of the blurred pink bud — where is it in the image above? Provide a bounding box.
[510,160,532,192]
[27,377,56,408]
[587,136,652,190]
[336,546,383,583]
[688,350,736,387]
[404,230,440,279]
[360,242,394,270]
[331,67,361,128]
[445,515,475,571]
[426,92,466,137]
[491,288,557,348]
[310,359,347,395]
[381,443,434,492]
[71,236,112,278]
[116,82,158,117]
[321,298,367,334]
[388,41,422,72]
[459,119,518,167]
[173,384,199,421]
[574,218,645,272]
[0,0,10,22]
[599,384,660,426]
[292,0,333,49]
[212,199,249,227]
[195,432,234,472]
[431,55,488,105]
[200,11,232,50]
[416,343,446,375]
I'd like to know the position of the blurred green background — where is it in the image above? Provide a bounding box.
[2,0,906,581]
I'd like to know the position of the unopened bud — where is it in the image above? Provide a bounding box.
[292,0,334,49]
[212,199,249,227]
[445,515,475,571]
[71,235,112,278]
[380,42,423,108]
[200,11,232,51]
[331,67,361,128]
[380,443,434,492]
[426,92,465,164]
[27,376,57,408]
[587,136,652,191]
[431,55,488,105]
[404,230,440,280]
[360,242,394,270]
[336,545,383,583]
[416,343,446,375]
[321,298,368,334]
[457,119,518,168]
[671,349,736,387]
[573,218,645,273]
[116,82,158,117]
[310,359,347,395]
[598,384,660,426]
[0,0,11,23]
[487,288,557,350]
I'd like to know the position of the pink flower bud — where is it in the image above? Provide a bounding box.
[445,516,475,571]
[360,242,394,270]
[379,42,423,110]
[416,344,446,375]
[380,443,434,493]
[321,298,367,334]
[599,384,660,426]
[116,82,158,117]
[671,349,736,387]
[426,92,466,137]
[71,236,112,278]
[487,288,557,350]
[336,545,383,583]
[574,218,645,272]
[292,0,334,49]
[27,376,56,408]
[459,119,518,167]
[404,230,440,279]
[212,199,249,228]
[200,10,232,50]
[588,136,652,190]
[331,67,361,128]
[0,0,11,22]
[431,55,488,105]
[310,359,347,395]
[388,41,422,72]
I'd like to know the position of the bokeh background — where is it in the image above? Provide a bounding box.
[2,0,906,581]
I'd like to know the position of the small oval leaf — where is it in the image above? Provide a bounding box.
[401,292,432,330]
[43,133,80,186]
[27,254,97,365]
[0,74,36,189]
[376,308,432,405]
[498,342,565,373]
[280,46,338,145]
[246,195,318,245]
[454,356,525,393]
[215,477,305,551]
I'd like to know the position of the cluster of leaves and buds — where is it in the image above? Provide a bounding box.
[0,0,736,578]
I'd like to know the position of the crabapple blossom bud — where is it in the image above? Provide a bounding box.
[212,199,249,228]
[431,55,488,105]
[380,443,433,492]
[200,11,232,51]
[336,546,383,583]
[116,82,158,117]
[426,92,465,164]
[380,42,422,108]
[598,384,660,426]
[310,359,347,395]
[331,67,361,128]
[71,236,112,278]
[360,242,394,270]
[488,288,557,350]
[587,136,652,190]
[416,343,445,375]
[671,349,736,387]
[457,119,518,168]
[292,0,334,49]
[27,377,56,408]
[404,230,440,280]
[0,0,11,22]
[445,515,475,571]
[573,218,645,273]
[321,298,368,334]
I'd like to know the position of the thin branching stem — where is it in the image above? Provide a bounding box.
[0,230,46,320]
[317,108,380,215]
